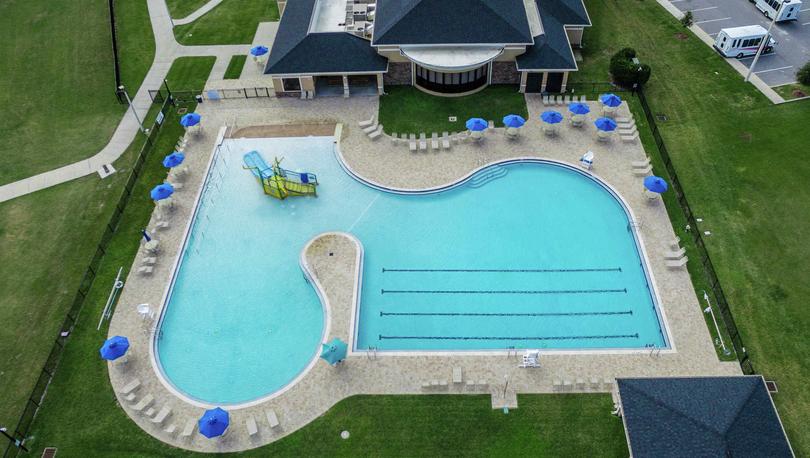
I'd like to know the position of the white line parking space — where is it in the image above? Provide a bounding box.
[675,0,810,86]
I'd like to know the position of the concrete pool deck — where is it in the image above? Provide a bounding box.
[106,95,740,452]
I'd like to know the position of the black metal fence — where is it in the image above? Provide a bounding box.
[148,85,275,104]
[1,96,178,458]
[636,88,754,375]
[107,0,126,103]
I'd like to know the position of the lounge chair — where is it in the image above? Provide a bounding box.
[401,133,408,144]
[556,95,564,104]
[632,164,653,176]
[666,256,689,269]
[466,379,476,389]
[632,157,651,168]
[131,394,154,412]
[246,415,258,437]
[664,247,686,260]
[563,380,572,391]
[542,95,549,105]
[123,392,137,402]
[164,423,177,435]
[431,132,439,149]
[590,377,601,389]
[368,125,383,140]
[453,367,463,384]
[669,237,681,250]
[441,132,451,149]
[138,266,153,275]
[621,132,639,142]
[362,122,378,134]
[119,378,141,394]
[153,220,170,231]
[418,133,427,151]
[358,117,374,128]
[180,418,196,438]
[576,378,586,390]
[151,405,171,424]
[266,409,280,428]
[553,380,563,391]
[478,380,488,389]
[390,132,398,145]
[487,120,495,130]
[409,134,417,152]
[142,257,157,266]
[564,95,571,104]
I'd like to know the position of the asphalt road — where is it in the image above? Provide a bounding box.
[672,0,810,86]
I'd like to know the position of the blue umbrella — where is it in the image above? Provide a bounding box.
[502,114,526,128]
[180,113,201,127]
[320,337,348,366]
[162,152,185,168]
[99,336,129,361]
[540,111,563,124]
[644,176,669,194]
[600,93,622,108]
[594,117,618,132]
[250,45,269,56]
[150,183,174,201]
[198,407,229,438]
[465,118,488,132]
[568,102,590,115]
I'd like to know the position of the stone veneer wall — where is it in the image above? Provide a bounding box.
[491,62,520,85]
[383,62,412,85]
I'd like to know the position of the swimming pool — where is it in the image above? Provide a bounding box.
[156,135,668,405]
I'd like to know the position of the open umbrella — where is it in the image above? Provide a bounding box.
[99,336,129,361]
[540,111,563,124]
[600,93,622,108]
[594,117,618,132]
[465,118,488,132]
[180,113,201,127]
[568,102,590,115]
[250,45,269,57]
[502,114,526,128]
[643,176,668,194]
[162,152,185,168]
[199,407,229,438]
[320,338,348,366]
[150,183,174,201]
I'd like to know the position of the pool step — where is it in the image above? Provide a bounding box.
[468,166,508,188]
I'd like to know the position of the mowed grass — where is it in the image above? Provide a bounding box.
[115,0,156,92]
[164,56,217,91]
[379,85,529,135]
[166,0,210,19]
[173,0,279,45]
[224,54,247,79]
[575,0,810,453]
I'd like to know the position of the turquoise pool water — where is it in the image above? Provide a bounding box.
[156,136,667,404]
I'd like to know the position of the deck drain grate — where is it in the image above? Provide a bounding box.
[42,448,58,458]
[655,113,668,122]
[766,380,779,393]
[177,107,188,115]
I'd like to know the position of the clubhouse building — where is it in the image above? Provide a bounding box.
[264,0,590,97]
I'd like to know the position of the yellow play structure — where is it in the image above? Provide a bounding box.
[242,151,318,199]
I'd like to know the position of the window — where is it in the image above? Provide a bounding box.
[282,78,301,91]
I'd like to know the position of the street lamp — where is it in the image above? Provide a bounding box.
[118,85,146,134]
[745,4,781,82]
[0,427,29,453]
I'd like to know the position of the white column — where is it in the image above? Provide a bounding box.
[540,72,548,92]
[519,72,528,93]
[342,75,350,98]
[377,74,384,95]
[561,72,569,93]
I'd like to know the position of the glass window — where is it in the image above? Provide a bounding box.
[282,78,301,91]
[461,71,469,84]
[451,72,460,84]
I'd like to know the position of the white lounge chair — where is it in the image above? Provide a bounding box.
[418,133,427,151]
[368,125,383,140]
[453,367,463,384]
[576,378,586,390]
[669,237,681,250]
[164,423,177,435]
[390,132,398,145]
[487,120,495,130]
[266,409,280,428]
[131,394,154,412]
[119,378,141,394]
[138,266,153,275]
[632,157,651,168]
[633,164,653,176]
[152,220,170,231]
[409,134,417,152]
[246,415,258,437]
[590,377,601,389]
[466,379,476,389]
[621,133,639,142]
[142,257,157,266]
[666,256,689,269]
[123,392,136,402]
[151,405,171,424]
[542,95,549,105]
[478,380,488,389]
[362,122,379,134]
[358,117,374,128]
[441,132,450,149]
[564,95,571,104]
[431,132,439,149]
[664,247,686,260]
[553,380,563,391]
[181,418,196,438]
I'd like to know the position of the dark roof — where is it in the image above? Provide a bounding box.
[617,377,793,458]
[371,0,533,46]
[517,0,590,71]
[264,0,388,75]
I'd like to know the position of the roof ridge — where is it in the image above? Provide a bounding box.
[623,382,728,442]
[478,0,531,37]
[374,0,423,42]
[721,379,762,438]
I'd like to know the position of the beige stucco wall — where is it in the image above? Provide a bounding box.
[300,76,315,92]
[566,28,584,48]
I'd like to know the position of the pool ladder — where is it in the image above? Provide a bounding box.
[366,346,378,360]
[468,165,508,188]
[627,219,643,231]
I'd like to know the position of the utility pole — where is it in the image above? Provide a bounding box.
[118,85,146,133]
[745,4,781,82]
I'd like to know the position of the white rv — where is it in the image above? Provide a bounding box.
[713,25,777,59]
[751,0,802,21]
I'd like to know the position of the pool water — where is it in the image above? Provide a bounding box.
[156,136,667,405]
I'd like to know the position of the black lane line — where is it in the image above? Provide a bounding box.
[380,310,633,317]
[379,333,640,341]
[382,267,622,273]
[381,288,627,295]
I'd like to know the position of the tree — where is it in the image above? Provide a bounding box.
[798,62,810,86]
[609,48,652,88]
[681,11,694,27]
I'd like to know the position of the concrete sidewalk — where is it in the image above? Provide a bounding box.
[172,0,224,26]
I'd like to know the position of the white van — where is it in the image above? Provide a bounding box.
[751,0,802,21]
[713,25,777,59]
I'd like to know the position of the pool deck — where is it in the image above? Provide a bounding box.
[106,94,740,452]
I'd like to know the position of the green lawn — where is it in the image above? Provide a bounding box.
[574,0,810,453]
[115,0,156,92]
[773,82,810,101]
[173,0,279,45]
[379,85,528,135]
[224,55,247,79]
[164,56,217,91]
[166,0,210,19]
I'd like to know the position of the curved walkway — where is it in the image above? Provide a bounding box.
[172,0,224,26]
[0,0,253,203]
[106,95,740,452]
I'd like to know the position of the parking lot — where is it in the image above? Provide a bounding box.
[671,0,810,86]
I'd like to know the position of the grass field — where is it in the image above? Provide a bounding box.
[572,0,810,453]
[164,56,218,91]
[379,85,528,135]
[173,0,279,45]
[166,0,210,19]
[115,0,156,92]
[773,82,810,101]
[224,55,247,79]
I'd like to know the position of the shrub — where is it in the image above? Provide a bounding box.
[798,62,810,86]
[681,11,694,27]
[609,48,652,88]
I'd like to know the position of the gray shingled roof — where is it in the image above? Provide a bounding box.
[617,377,793,458]
[517,0,591,71]
[264,0,388,75]
[371,0,533,46]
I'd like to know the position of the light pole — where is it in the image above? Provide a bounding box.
[0,427,29,453]
[745,4,781,82]
[118,85,146,134]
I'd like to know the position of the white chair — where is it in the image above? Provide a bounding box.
[666,257,689,269]
[453,367,463,384]
[246,415,258,437]
[180,418,196,438]
[266,409,280,428]
[441,132,451,149]
[663,247,686,260]
[137,303,155,321]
